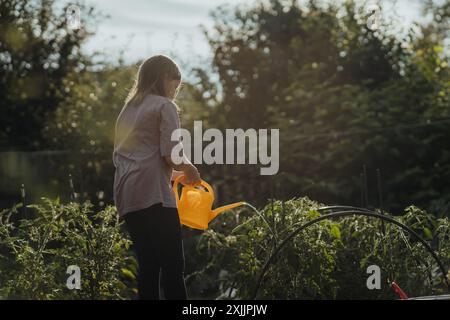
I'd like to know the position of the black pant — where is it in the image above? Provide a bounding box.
[124,203,187,300]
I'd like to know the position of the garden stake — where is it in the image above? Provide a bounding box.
[376,169,386,233]
[69,174,76,202]
[363,164,369,207]
[20,183,27,219]
[360,173,365,207]
[376,169,383,209]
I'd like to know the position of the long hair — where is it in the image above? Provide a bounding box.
[124,55,182,108]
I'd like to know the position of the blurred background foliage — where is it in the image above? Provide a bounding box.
[0,0,449,299]
[1,0,448,214]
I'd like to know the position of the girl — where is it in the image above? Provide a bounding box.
[113,55,201,300]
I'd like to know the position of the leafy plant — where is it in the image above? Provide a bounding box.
[191,197,450,299]
[0,198,136,299]
[1,197,448,300]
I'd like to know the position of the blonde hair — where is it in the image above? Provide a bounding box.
[124,55,182,108]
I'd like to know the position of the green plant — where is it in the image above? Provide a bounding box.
[1,197,448,300]
[191,197,450,299]
[0,198,136,299]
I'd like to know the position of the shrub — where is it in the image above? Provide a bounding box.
[192,197,450,299]
[0,198,136,299]
[1,197,448,300]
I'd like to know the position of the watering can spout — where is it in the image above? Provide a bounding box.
[210,202,246,221]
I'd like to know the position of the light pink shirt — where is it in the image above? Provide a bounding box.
[112,94,182,217]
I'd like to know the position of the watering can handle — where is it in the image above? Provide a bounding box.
[199,180,214,196]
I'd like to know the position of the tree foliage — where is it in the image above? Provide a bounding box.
[189,0,450,213]
[0,0,97,150]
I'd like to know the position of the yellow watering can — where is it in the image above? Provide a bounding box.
[172,175,246,230]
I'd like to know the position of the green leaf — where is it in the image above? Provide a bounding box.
[423,227,433,240]
[121,268,136,280]
[306,210,320,219]
[330,224,341,240]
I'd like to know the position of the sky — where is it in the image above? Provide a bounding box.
[74,0,245,67]
[62,0,430,69]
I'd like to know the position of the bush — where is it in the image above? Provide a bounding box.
[1,197,448,300]
[0,198,136,299]
[192,197,450,299]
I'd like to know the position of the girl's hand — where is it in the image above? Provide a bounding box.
[183,164,201,186]
[164,155,200,185]
[171,170,184,181]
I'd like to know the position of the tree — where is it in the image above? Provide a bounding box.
[192,0,449,213]
[0,0,97,150]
